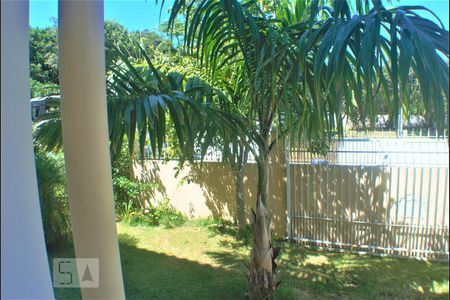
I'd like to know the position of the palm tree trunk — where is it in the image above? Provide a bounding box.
[256,154,269,207]
[247,153,280,299]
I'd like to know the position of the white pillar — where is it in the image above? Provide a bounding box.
[1,1,55,299]
[58,1,125,298]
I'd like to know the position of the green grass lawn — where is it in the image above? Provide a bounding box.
[50,220,449,299]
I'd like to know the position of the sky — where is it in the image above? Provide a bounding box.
[30,0,449,31]
[30,0,173,32]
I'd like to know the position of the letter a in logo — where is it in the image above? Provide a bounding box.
[82,265,93,282]
[75,258,99,287]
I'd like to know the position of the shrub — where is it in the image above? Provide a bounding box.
[118,199,186,228]
[116,200,134,224]
[35,149,72,250]
[111,144,184,228]
[30,79,60,98]
[111,145,157,211]
[116,200,158,226]
[153,199,186,228]
[113,175,156,207]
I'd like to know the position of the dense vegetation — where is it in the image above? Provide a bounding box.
[34,149,71,250]
[34,142,187,252]
[30,19,174,98]
[30,21,187,250]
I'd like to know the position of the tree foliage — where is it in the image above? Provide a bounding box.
[30,26,59,86]
[29,20,174,98]
[35,149,71,250]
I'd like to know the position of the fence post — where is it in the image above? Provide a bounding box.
[285,137,291,240]
[397,106,403,138]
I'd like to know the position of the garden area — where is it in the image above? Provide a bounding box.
[25,0,450,299]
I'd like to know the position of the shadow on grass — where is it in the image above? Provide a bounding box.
[119,243,246,299]
[206,241,449,299]
[49,233,448,300]
[278,245,448,299]
[204,219,252,248]
[50,234,247,300]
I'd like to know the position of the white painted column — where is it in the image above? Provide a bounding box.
[58,1,125,299]
[1,1,55,299]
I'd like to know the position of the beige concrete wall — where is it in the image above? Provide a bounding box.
[133,146,287,235]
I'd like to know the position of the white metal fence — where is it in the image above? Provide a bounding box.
[141,145,257,162]
[286,133,449,260]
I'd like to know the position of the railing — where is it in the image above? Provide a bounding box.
[292,137,449,167]
[344,128,448,139]
[286,134,449,260]
[140,146,257,163]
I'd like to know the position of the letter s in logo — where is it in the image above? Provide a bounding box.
[58,260,72,285]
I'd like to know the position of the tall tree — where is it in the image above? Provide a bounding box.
[159,19,186,47]
[30,26,59,85]
[104,20,132,70]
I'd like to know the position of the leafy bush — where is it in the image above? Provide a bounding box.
[116,200,158,226]
[30,79,60,98]
[113,175,155,207]
[35,149,72,250]
[111,146,156,211]
[112,144,184,228]
[153,199,186,228]
[116,200,135,224]
[118,199,186,228]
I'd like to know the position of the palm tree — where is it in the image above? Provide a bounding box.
[33,43,212,161]
[165,0,448,298]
